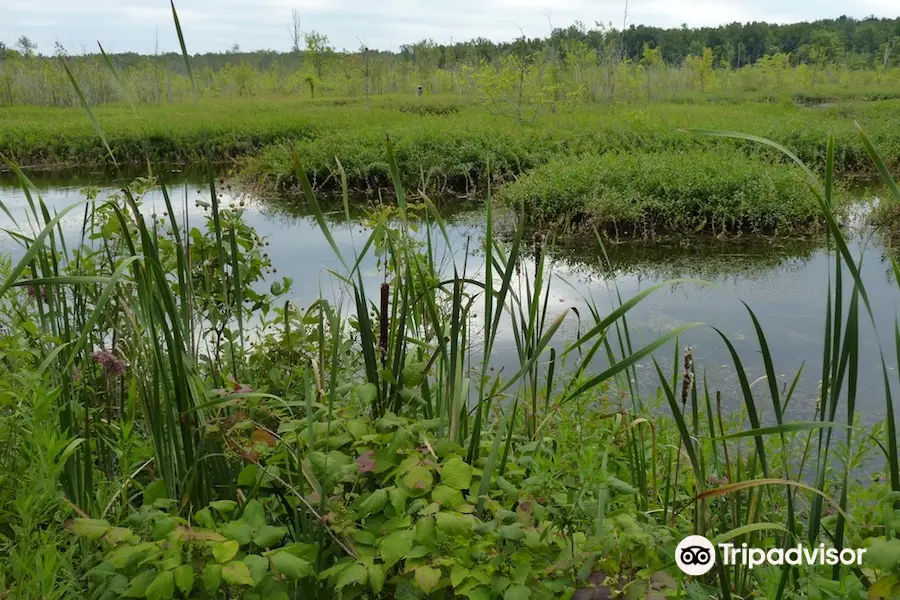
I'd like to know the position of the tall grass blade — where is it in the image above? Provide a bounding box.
[59,57,116,167]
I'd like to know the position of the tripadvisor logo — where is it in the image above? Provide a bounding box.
[676,535,867,576]
[676,536,717,576]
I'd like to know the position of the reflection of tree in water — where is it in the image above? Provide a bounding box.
[255,194,484,229]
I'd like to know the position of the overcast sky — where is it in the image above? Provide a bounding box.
[1,0,896,55]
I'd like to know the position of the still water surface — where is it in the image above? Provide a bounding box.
[1,169,897,423]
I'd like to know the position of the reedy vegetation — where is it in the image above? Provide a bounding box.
[3,117,900,599]
[2,6,900,600]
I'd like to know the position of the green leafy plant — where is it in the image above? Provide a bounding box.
[70,497,312,600]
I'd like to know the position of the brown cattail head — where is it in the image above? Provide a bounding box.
[680,346,694,405]
[379,283,389,366]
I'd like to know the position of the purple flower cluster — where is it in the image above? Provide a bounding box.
[92,349,127,376]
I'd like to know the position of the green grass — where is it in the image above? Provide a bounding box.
[495,148,825,234]
[3,95,900,181]
[0,98,322,167]
[243,98,900,211]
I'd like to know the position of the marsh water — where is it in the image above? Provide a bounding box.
[1,169,897,424]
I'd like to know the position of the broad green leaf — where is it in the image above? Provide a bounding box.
[202,564,223,594]
[279,542,319,562]
[242,500,267,528]
[253,525,287,548]
[238,464,261,486]
[345,419,369,439]
[173,565,194,594]
[256,577,291,600]
[402,466,434,496]
[368,563,386,595]
[319,558,353,580]
[389,487,409,515]
[107,542,154,569]
[335,562,368,590]
[353,530,377,546]
[104,527,136,545]
[416,516,436,546]
[356,383,377,405]
[431,484,464,509]
[67,518,111,540]
[401,361,428,387]
[222,561,255,586]
[358,488,389,517]
[441,457,473,490]
[498,524,525,541]
[380,529,414,569]
[415,565,442,594]
[867,538,900,571]
[221,520,253,545]
[145,571,174,600]
[435,511,475,536]
[150,517,176,542]
[143,480,168,507]
[243,554,269,586]
[504,584,531,600]
[193,507,215,529]
[213,539,240,563]
[451,564,470,588]
[122,570,156,597]
[269,551,313,580]
[209,500,239,516]
[156,550,182,571]
[463,587,492,600]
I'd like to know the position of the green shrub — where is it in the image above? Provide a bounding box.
[392,99,461,116]
[496,149,824,234]
[70,498,305,600]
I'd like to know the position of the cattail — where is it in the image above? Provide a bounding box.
[680,346,694,405]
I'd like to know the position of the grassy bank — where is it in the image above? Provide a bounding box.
[0,98,323,168]
[494,149,826,234]
[3,95,900,235]
[3,96,900,180]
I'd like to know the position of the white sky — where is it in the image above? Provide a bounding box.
[0,0,895,55]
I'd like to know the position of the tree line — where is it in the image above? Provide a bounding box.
[2,15,899,70]
[0,14,898,108]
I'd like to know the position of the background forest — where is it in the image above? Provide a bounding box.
[1,15,899,107]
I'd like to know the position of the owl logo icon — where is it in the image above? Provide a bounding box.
[676,535,716,576]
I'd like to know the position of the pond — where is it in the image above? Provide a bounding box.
[1,168,897,424]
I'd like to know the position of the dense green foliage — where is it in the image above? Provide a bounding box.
[494,149,822,233]
[2,126,900,598]
[244,98,900,210]
[4,9,900,597]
